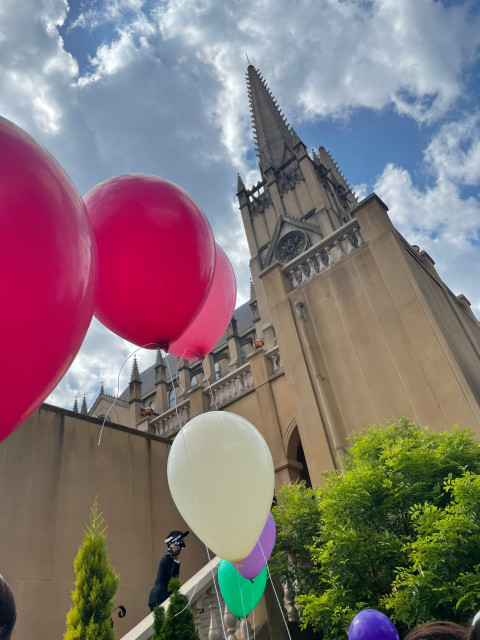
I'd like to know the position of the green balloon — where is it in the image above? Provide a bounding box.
[218,560,267,617]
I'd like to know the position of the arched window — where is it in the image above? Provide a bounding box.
[214,362,221,381]
[190,376,198,388]
[168,388,176,408]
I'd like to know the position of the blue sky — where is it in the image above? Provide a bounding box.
[1,0,479,411]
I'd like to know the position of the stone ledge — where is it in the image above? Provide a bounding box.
[39,403,172,444]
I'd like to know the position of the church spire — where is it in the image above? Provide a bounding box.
[130,355,141,383]
[246,65,298,173]
[80,395,88,415]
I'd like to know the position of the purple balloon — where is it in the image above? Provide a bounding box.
[348,609,399,640]
[232,513,276,579]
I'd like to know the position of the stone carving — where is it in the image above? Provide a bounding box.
[223,604,238,640]
[208,366,254,408]
[269,350,283,374]
[276,230,307,263]
[207,587,223,640]
[287,226,364,289]
[154,401,190,438]
[248,191,272,218]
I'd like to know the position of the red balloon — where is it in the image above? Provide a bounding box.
[84,174,216,350]
[0,117,97,441]
[169,244,237,360]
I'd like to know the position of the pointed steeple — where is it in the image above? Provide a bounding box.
[237,173,246,193]
[246,65,298,173]
[80,395,88,415]
[100,381,105,395]
[73,396,79,413]
[318,146,357,202]
[155,349,164,365]
[130,355,141,383]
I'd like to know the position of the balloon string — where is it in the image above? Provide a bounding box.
[252,599,256,640]
[165,356,224,636]
[258,541,293,640]
[200,358,258,639]
[201,360,220,413]
[174,347,188,394]
[97,342,160,446]
[237,572,250,640]
[164,352,182,431]
[164,355,201,518]
[170,575,200,618]
[205,546,227,640]
[164,355,219,628]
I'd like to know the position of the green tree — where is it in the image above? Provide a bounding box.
[271,419,480,639]
[384,471,480,626]
[152,578,199,640]
[64,500,120,640]
[152,603,165,638]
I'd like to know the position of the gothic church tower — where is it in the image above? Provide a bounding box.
[238,64,480,481]
[238,65,357,346]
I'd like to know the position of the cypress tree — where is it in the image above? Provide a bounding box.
[153,577,199,640]
[152,603,165,639]
[64,500,120,640]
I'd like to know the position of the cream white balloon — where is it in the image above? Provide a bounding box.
[167,411,275,561]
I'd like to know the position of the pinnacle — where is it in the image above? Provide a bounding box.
[290,128,301,143]
[237,173,246,193]
[155,349,165,366]
[80,395,88,415]
[100,381,105,395]
[73,396,79,413]
[130,355,141,382]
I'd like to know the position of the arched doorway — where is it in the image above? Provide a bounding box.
[296,440,312,488]
[285,424,312,488]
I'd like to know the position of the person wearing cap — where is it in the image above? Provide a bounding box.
[148,530,184,612]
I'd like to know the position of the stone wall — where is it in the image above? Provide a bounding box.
[0,405,206,640]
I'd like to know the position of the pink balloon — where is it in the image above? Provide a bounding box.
[169,244,237,360]
[83,174,215,350]
[0,117,97,441]
[232,513,276,579]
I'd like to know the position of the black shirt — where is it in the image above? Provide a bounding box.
[148,553,180,610]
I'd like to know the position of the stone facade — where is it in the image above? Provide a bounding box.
[88,64,480,481]
[2,65,480,640]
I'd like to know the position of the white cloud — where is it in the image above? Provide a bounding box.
[70,0,146,30]
[424,114,480,186]
[153,0,480,131]
[78,28,148,84]
[46,318,158,409]
[0,0,78,132]
[1,0,479,410]
[374,115,480,314]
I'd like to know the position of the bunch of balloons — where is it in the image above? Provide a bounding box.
[1,115,238,441]
[167,411,276,617]
[2,113,273,618]
[83,173,236,355]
